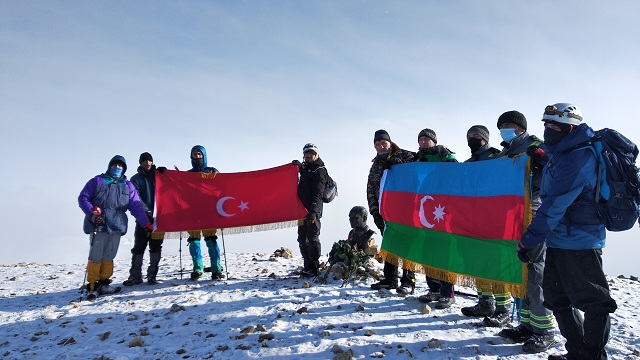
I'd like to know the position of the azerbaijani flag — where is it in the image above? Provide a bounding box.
[154,164,308,239]
[379,156,531,298]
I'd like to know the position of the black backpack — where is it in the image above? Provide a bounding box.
[323,173,338,203]
[589,129,640,231]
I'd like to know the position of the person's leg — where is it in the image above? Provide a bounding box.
[147,238,163,283]
[187,231,204,279]
[125,224,147,285]
[97,232,122,294]
[306,218,322,275]
[204,235,222,275]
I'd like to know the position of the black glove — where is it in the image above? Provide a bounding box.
[91,214,104,225]
[526,145,546,158]
[517,246,531,263]
[142,223,154,237]
[157,166,167,173]
[305,212,317,222]
[146,211,154,225]
[292,160,301,167]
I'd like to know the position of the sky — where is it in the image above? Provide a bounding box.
[1,1,640,276]
[1,254,638,359]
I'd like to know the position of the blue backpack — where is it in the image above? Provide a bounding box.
[589,129,640,231]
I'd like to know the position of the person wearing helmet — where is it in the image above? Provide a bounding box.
[367,130,415,291]
[491,111,556,354]
[78,155,153,300]
[520,103,617,360]
[294,143,329,277]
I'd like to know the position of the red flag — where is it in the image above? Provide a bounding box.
[154,164,307,234]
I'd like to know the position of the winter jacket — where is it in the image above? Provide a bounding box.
[78,155,150,235]
[297,158,328,217]
[414,145,457,163]
[520,123,605,250]
[367,142,415,223]
[130,165,156,213]
[189,145,219,174]
[465,144,500,162]
[496,132,544,212]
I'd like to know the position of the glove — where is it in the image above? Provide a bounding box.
[305,212,317,222]
[292,160,301,167]
[526,145,546,158]
[91,214,104,225]
[146,211,154,224]
[157,166,167,173]
[142,223,153,237]
[517,243,531,263]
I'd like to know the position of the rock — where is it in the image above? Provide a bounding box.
[302,281,311,288]
[57,337,76,346]
[100,332,111,341]
[166,304,185,315]
[355,305,365,312]
[427,338,441,349]
[258,333,274,342]
[630,275,638,282]
[333,349,354,360]
[420,304,432,314]
[296,307,308,314]
[331,345,345,353]
[241,325,256,334]
[256,324,267,332]
[128,337,144,347]
[176,349,186,354]
[364,330,376,336]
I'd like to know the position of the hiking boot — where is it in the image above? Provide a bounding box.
[523,333,556,353]
[370,279,398,290]
[98,284,119,295]
[147,278,159,285]
[435,297,456,309]
[418,290,441,303]
[498,324,533,343]
[86,290,98,300]
[211,272,226,280]
[301,268,319,277]
[123,277,143,286]
[461,298,496,317]
[190,271,203,281]
[483,311,510,327]
[548,354,570,360]
[396,283,415,296]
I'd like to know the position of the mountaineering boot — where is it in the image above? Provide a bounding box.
[396,282,415,296]
[523,333,556,353]
[211,271,226,280]
[483,310,510,327]
[418,290,441,303]
[123,254,144,286]
[435,297,456,309]
[97,279,121,295]
[147,251,161,284]
[190,271,203,281]
[86,281,99,300]
[461,298,496,317]
[371,278,398,290]
[498,324,533,343]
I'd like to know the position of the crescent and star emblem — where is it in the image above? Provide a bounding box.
[216,196,249,217]
[418,195,447,228]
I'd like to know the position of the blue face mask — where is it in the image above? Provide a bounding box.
[109,165,123,178]
[500,128,518,143]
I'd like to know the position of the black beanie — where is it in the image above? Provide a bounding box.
[139,152,153,164]
[497,111,527,130]
[467,125,490,142]
[418,128,437,144]
[374,129,391,143]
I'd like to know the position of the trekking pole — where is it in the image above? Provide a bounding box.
[179,232,183,280]
[221,229,229,280]
[81,206,102,293]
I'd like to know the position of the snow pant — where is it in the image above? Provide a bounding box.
[297,217,321,272]
[426,276,454,298]
[128,223,164,281]
[520,242,555,335]
[187,230,221,273]
[87,231,121,291]
[543,248,617,360]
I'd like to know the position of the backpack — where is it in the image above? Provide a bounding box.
[589,128,640,231]
[323,173,338,203]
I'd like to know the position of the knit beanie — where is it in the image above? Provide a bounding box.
[418,128,437,144]
[497,110,527,130]
[467,125,490,142]
[373,129,391,143]
[139,152,153,164]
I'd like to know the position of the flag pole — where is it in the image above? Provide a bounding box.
[179,232,183,280]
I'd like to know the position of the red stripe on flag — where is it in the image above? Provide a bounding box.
[380,191,524,240]
[155,164,308,232]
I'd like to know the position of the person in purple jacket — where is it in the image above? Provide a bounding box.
[78,155,152,300]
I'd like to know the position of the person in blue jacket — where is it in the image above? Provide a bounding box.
[78,155,152,299]
[519,103,617,360]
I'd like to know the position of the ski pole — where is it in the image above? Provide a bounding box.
[221,229,229,280]
[81,206,102,292]
[179,232,183,280]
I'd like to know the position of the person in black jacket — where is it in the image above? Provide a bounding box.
[123,152,163,286]
[295,143,328,277]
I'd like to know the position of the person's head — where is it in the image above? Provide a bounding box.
[302,143,319,164]
[139,152,154,172]
[497,110,527,143]
[190,145,207,168]
[373,129,392,155]
[466,125,490,152]
[349,206,368,229]
[541,103,583,146]
[107,155,127,178]
[417,128,437,149]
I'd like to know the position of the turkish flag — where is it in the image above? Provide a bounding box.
[154,164,307,233]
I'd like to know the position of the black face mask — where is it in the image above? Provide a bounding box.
[467,138,483,153]
[544,123,572,146]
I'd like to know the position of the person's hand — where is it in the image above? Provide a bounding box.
[526,145,546,158]
[157,166,167,173]
[305,213,317,222]
[91,214,104,225]
[292,160,301,167]
[146,211,154,224]
[143,223,153,237]
[517,242,531,263]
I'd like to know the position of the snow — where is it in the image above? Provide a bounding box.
[1,251,639,360]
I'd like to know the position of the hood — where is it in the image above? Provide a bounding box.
[190,145,208,170]
[544,123,596,154]
[107,155,127,175]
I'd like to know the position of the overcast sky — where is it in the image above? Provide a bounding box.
[1,1,639,276]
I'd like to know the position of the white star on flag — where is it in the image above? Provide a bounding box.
[238,201,249,211]
[433,204,446,222]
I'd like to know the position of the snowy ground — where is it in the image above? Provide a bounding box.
[1,252,639,360]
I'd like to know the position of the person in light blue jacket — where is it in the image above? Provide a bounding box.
[519,103,617,360]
